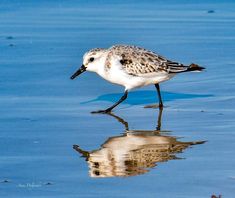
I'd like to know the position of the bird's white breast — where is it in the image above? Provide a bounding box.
[95,53,174,91]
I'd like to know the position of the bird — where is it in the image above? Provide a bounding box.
[70,45,205,113]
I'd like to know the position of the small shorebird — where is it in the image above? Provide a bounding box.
[71,45,204,113]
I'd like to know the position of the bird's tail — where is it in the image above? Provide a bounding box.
[168,62,205,73]
[187,63,205,72]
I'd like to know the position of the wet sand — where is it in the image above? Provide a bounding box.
[0,0,235,197]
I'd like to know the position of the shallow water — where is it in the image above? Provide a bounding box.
[0,0,235,197]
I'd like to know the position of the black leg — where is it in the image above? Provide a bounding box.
[155,84,163,108]
[106,112,129,130]
[156,107,163,131]
[91,91,128,114]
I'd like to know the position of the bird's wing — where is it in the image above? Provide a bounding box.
[108,45,188,76]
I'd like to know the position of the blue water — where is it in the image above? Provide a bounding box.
[0,0,235,197]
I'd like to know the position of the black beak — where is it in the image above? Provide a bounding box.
[70,64,86,80]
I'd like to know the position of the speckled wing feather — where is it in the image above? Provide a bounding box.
[108,45,188,76]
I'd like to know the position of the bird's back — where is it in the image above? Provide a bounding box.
[106,45,201,76]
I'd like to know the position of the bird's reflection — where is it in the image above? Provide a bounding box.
[73,109,205,178]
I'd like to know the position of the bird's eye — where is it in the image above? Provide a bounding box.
[89,57,94,62]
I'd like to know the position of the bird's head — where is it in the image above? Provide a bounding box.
[70,48,107,79]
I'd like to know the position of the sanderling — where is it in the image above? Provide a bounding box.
[71,45,204,113]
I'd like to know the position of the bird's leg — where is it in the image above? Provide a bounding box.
[155,84,163,108]
[91,91,128,114]
[156,107,163,131]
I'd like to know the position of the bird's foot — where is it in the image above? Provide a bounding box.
[91,109,112,114]
[159,103,164,108]
[144,104,165,109]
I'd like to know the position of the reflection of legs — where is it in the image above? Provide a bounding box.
[107,112,129,130]
[156,107,163,131]
[92,91,128,114]
[155,84,163,108]
[106,107,163,132]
